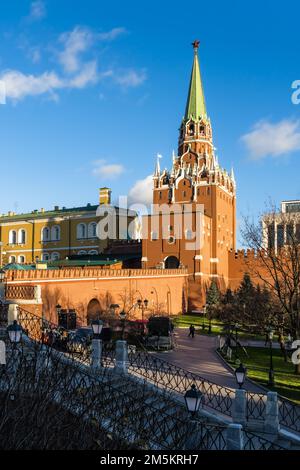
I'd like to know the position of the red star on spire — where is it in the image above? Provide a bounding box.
[192,40,200,50]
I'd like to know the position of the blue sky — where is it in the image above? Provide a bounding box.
[0,0,300,245]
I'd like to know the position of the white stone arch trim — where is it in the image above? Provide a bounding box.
[41,226,50,242]
[9,229,17,244]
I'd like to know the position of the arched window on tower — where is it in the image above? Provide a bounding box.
[199,125,205,135]
[189,123,195,135]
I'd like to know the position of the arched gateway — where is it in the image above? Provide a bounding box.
[164,256,180,269]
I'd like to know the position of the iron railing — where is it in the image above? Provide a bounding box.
[279,397,300,435]
[9,307,300,441]
[1,310,229,450]
[246,392,267,421]
[243,430,285,450]
[127,350,235,417]
[0,301,8,327]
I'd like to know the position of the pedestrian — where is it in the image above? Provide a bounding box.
[264,331,269,347]
[188,324,195,338]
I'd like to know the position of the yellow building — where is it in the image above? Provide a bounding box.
[0,188,136,266]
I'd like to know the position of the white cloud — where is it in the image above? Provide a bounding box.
[0,65,100,101]
[97,27,127,41]
[58,27,93,73]
[115,69,147,88]
[57,26,126,74]
[241,119,300,159]
[92,160,125,179]
[28,1,46,21]
[128,175,153,205]
[1,25,144,102]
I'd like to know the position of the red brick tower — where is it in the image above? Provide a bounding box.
[142,41,236,308]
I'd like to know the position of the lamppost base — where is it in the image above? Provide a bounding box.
[268,369,275,387]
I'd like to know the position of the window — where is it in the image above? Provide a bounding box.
[77,223,86,239]
[18,255,25,264]
[51,252,60,261]
[18,229,26,244]
[41,253,49,261]
[51,225,60,241]
[9,255,16,263]
[88,250,98,255]
[41,227,50,242]
[78,250,87,255]
[9,230,17,244]
[88,222,97,238]
[159,191,162,200]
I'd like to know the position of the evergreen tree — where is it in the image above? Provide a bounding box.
[236,273,256,323]
[206,281,220,333]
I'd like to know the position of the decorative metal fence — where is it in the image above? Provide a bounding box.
[9,306,300,442]
[243,431,285,450]
[127,350,235,417]
[0,311,230,450]
[0,301,8,327]
[279,397,300,435]
[246,392,267,421]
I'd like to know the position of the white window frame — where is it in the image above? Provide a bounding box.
[77,223,87,239]
[51,225,61,241]
[9,230,17,244]
[18,229,26,244]
[41,227,50,242]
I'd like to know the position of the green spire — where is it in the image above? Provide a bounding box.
[184,40,207,122]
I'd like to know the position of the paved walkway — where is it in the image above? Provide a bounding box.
[156,328,264,393]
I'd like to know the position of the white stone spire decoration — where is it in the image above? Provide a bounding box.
[230,167,236,185]
[154,153,162,177]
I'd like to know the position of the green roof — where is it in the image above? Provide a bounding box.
[48,259,120,268]
[0,204,136,222]
[184,45,207,122]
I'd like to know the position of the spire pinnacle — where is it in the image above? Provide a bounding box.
[184,40,206,122]
[154,153,162,177]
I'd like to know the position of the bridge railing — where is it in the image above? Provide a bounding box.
[10,306,300,439]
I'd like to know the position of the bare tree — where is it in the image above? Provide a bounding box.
[241,204,300,343]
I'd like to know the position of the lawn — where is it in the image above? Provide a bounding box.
[223,346,300,404]
[172,314,278,342]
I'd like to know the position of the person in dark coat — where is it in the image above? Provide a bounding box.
[188,324,195,338]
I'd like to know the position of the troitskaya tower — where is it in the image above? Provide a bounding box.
[143,41,237,307]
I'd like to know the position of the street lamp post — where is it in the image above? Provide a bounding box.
[184,384,203,417]
[268,327,275,386]
[137,298,148,321]
[234,323,239,360]
[184,383,204,450]
[7,320,23,350]
[119,310,127,340]
[234,363,247,389]
[91,319,103,368]
[202,305,206,331]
